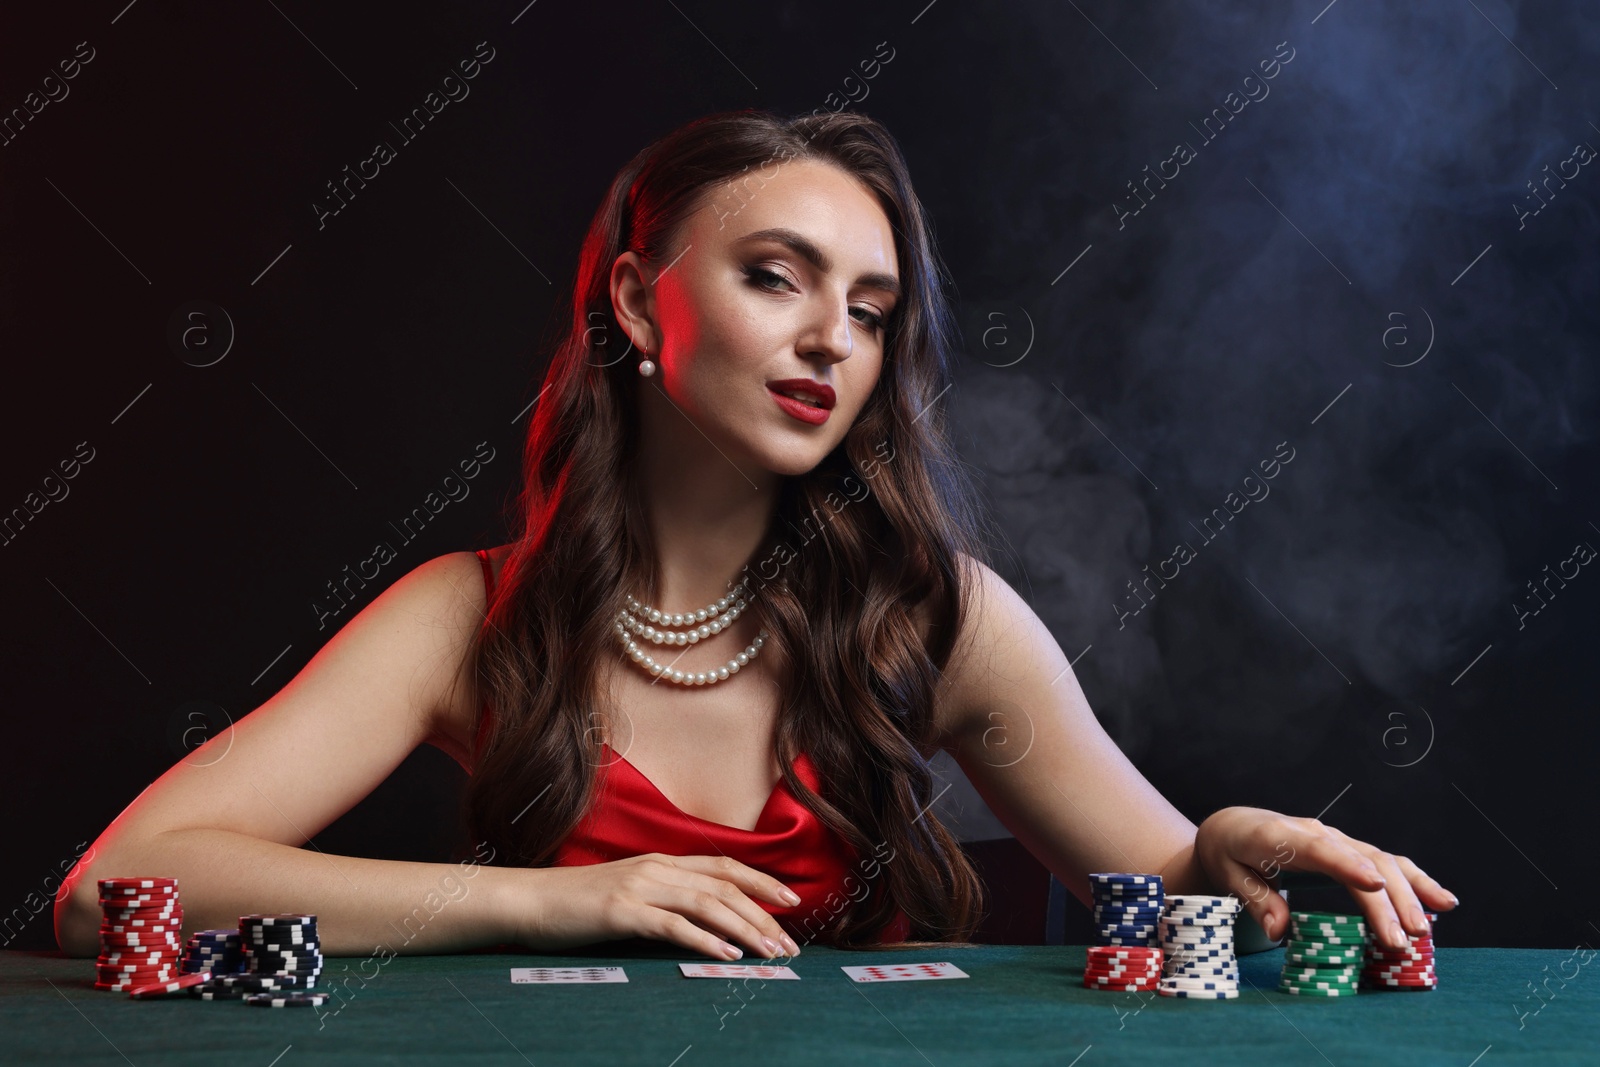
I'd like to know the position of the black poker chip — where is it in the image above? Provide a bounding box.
[245,991,329,1007]
[189,983,246,1000]
[208,973,315,991]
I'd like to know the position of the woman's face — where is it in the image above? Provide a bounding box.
[613,158,902,478]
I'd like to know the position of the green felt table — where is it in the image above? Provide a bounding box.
[3,944,1594,1065]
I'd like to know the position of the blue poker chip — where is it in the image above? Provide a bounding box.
[1096,924,1160,939]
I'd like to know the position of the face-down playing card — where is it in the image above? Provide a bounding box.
[510,967,629,983]
[840,962,969,983]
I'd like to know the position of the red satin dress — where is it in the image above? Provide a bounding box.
[475,550,910,945]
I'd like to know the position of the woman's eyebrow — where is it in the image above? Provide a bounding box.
[734,226,901,299]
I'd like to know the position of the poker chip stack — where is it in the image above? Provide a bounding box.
[1083,945,1163,991]
[1278,911,1365,996]
[181,929,246,976]
[1157,894,1241,999]
[1088,873,1164,948]
[188,914,328,1007]
[1361,911,1437,991]
[95,878,184,993]
[239,915,326,1007]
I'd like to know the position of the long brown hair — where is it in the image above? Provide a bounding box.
[465,108,1001,947]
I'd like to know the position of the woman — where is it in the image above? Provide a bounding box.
[55,109,1455,963]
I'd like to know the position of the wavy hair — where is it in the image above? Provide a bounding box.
[464,107,1000,947]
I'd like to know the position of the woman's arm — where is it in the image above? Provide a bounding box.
[54,551,519,957]
[930,556,1455,947]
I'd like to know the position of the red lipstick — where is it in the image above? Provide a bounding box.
[766,379,835,426]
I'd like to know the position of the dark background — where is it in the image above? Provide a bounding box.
[2,1,1595,952]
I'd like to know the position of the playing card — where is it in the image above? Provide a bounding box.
[510,966,628,984]
[840,962,969,983]
[679,963,800,980]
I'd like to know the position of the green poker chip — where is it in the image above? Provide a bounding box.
[1290,911,1363,927]
[1279,982,1361,996]
[1284,940,1364,964]
[1289,930,1365,946]
[1281,968,1357,985]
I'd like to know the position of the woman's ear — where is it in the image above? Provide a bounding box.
[609,251,658,355]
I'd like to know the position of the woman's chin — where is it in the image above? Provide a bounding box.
[751,438,831,479]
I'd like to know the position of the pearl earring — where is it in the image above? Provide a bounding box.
[638,346,656,377]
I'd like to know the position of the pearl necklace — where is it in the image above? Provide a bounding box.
[613,579,769,686]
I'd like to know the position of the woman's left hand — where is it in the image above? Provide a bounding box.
[1193,805,1459,949]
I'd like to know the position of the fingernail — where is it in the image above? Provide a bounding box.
[780,888,801,906]
[761,937,781,957]
[722,941,743,960]
[1390,922,1409,949]
[784,935,801,956]
[1450,893,1460,906]
[1415,909,1432,934]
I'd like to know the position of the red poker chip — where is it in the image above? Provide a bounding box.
[100,914,183,927]
[99,894,181,905]
[96,960,179,974]
[100,937,182,950]
[127,971,213,998]
[1084,981,1161,991]
[1086,965,1161,976]
[98,877,178,889]
[98,908,181,921]
[100,937,182,949]
[1365,969,1437,979]
[1365,978,1438,988]
[98,888,179,901]
[1081,966,1158,979]
[98,953,167,967]
[99,908,180,921]
[97,972,178,986]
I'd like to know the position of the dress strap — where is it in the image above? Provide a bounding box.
[475,548,495,599]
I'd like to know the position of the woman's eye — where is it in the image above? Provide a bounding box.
[744,266,791,292]
[851,306,887,331]
[746,265,887,332]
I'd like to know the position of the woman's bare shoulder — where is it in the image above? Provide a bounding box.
[418,545,511,769]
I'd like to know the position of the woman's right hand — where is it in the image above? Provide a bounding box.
[506,853,805,960]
